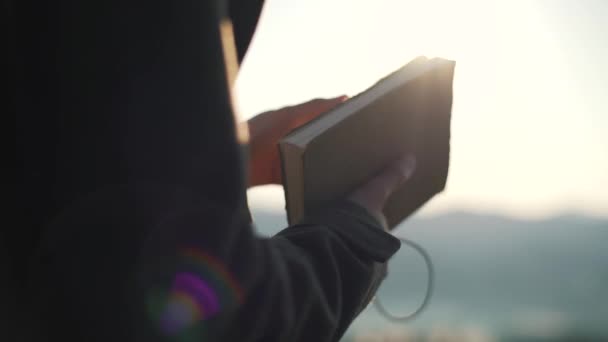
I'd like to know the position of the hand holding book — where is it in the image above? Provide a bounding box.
[349,154,417,230]
[279,57,455,228]
[247,96,419,230]
[247,96,347,187]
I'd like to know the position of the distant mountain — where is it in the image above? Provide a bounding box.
[250,209,608,341]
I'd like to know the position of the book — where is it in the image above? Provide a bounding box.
[279,56,455,228]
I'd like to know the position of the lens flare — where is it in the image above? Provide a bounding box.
[147,247,244,337]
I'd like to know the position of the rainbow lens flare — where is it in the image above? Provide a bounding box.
[147,247,244,338]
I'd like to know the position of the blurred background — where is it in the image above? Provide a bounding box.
[236,0,608,340]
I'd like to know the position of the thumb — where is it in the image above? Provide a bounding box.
[349,154,416,217]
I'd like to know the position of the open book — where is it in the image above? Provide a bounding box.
[279,56,455,228]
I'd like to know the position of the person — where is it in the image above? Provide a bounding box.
[10,0,416,341]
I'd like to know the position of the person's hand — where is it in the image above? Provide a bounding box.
[349,154,417,230]
[247,96,348,187]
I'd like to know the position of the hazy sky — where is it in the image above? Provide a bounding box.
[236,0,608,219]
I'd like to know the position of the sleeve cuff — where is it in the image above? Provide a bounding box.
[297,200,401,263]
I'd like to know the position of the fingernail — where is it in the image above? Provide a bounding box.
[338,95,349,102]
[395,154,416,180]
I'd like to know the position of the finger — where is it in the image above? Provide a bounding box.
[367,154,416,203]
[307,95,348,107]
[349,154,416,214]
[292,96,348,124]
[378,154,417,195]
[303,96,348,114]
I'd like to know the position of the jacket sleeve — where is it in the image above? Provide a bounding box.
[136,197,401,342]
[31,188,399,342]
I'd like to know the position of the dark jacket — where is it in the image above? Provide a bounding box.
[10,0,401,341]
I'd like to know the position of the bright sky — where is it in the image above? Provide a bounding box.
[236,0,608,219]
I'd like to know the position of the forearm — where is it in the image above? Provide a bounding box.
[271,201,400,337]
[138,199,399,342]
[219,201,400,341]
